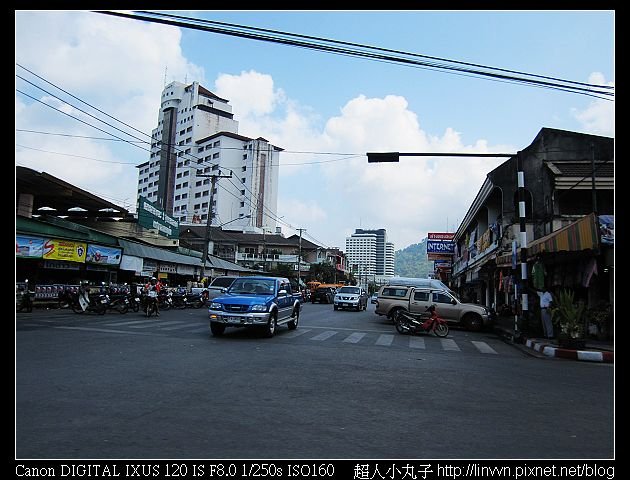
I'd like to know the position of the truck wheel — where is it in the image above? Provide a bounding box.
[210,322,225,336]
[262,313,277,338]
[464,313,483,332]
[288,309,299,330]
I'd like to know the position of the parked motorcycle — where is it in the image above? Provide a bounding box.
[394,305,449,337]
[16,280,33,313]
[71,285,108,315]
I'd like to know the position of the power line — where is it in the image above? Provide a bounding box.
[97,10,613,101]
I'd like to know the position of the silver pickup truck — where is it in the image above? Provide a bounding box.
[375,283,491,331]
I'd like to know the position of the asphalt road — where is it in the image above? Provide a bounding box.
[16,302,614,460]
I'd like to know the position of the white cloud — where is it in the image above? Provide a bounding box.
[15,11,205,211]
[15,13,516,250]
[572,72,615,137]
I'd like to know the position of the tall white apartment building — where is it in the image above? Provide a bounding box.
[136,81,283,232]
[345,228,395,280]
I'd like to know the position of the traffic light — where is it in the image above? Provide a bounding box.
[367,152,400,163]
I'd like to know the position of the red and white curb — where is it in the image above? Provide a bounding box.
[525,338,613,363]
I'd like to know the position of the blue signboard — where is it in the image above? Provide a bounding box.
[427,240,455,254]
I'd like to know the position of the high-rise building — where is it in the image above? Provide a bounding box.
[345,228,395,281]
[136,81,283,232]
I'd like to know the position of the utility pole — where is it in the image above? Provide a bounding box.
[199,171,232,284]
[297,228,306,289]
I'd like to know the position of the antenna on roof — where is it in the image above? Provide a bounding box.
[163,66,168,86]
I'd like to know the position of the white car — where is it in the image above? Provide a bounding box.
[334,286,368,311]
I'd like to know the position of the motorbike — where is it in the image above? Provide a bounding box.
[71,287,108,315]
[144,289,160,317]
[16,280,33,313]
[394,305,449,337]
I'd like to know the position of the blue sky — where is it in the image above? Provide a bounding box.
[15,10,614,251]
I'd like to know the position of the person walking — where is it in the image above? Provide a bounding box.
[536,287,554,339]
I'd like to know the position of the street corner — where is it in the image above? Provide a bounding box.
[525,337,614,363]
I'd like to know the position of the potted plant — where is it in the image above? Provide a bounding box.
[551,288,586,349]
[585,301,612,341]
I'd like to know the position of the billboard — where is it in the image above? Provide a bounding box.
[427,240,455,254]
[137,196,179,239]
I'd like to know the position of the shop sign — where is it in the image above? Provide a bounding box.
[159,262,177,273]
[142,259,158,277]
[43,238,86,263]
[427,240,455,254]
[43,260,81,270]
[86,244,122,265]
[427,253,453,261]
[177,264,195,275]
[598,215,614,245]
[137,197,180,239]
[428,232,454,241]
[16,235,44,258]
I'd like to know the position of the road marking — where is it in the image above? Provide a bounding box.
[343,332,366,343]
[310,330,338,341]
[440,338,460,351]
[375,334,394,346]
[54,326,159,336]
[284,329,311,338]
[129,321,182,328]
[472,341,498,354]
[160,322,203,331]
[409,337,426,349]
[103,319,157,326]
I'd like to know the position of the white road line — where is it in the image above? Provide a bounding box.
[440,338,461,351]
[409,337,426,349]
[160,323,204,331]
[129,321,182,328]
[284,329,311,338]
[54,326,159,336]
[343,332,366,343]
[472,341,498,354]
[310,330,338,341]
[103,319,157,326]
[375,334,394,346]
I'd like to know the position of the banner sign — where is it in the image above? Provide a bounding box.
[86,245,122,265]
[16,235,44,258]
[43,239,87,263]
[428,253,454,261]
[598,215,614,245]
[137,197,179,239]
[427,240,455,254]
[428,232,454,241]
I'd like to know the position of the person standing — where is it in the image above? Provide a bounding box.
[537,287,554,339]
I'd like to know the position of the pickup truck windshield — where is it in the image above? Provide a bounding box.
[229,278,275,295]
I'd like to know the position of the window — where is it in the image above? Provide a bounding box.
[241,166,247,172]
[381,287,408,298]
[213,141,220,148]
[195,192,201,198]
[241,178,246,184]
[196,181,202,187]
[241,190,245,196]
[212,152,219,159]
[413,291,430,302]
[433,292,453,304]
[243,154,247,160]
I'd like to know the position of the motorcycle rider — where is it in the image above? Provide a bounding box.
[144,277,162,316]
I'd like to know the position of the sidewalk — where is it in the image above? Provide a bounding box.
[493,314,614,364]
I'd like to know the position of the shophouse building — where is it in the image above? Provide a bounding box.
[451,128,613,339]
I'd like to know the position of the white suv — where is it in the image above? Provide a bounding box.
[334,286,368,311]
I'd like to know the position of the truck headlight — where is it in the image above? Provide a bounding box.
[210,302,223,310]
[251,304,268,312]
